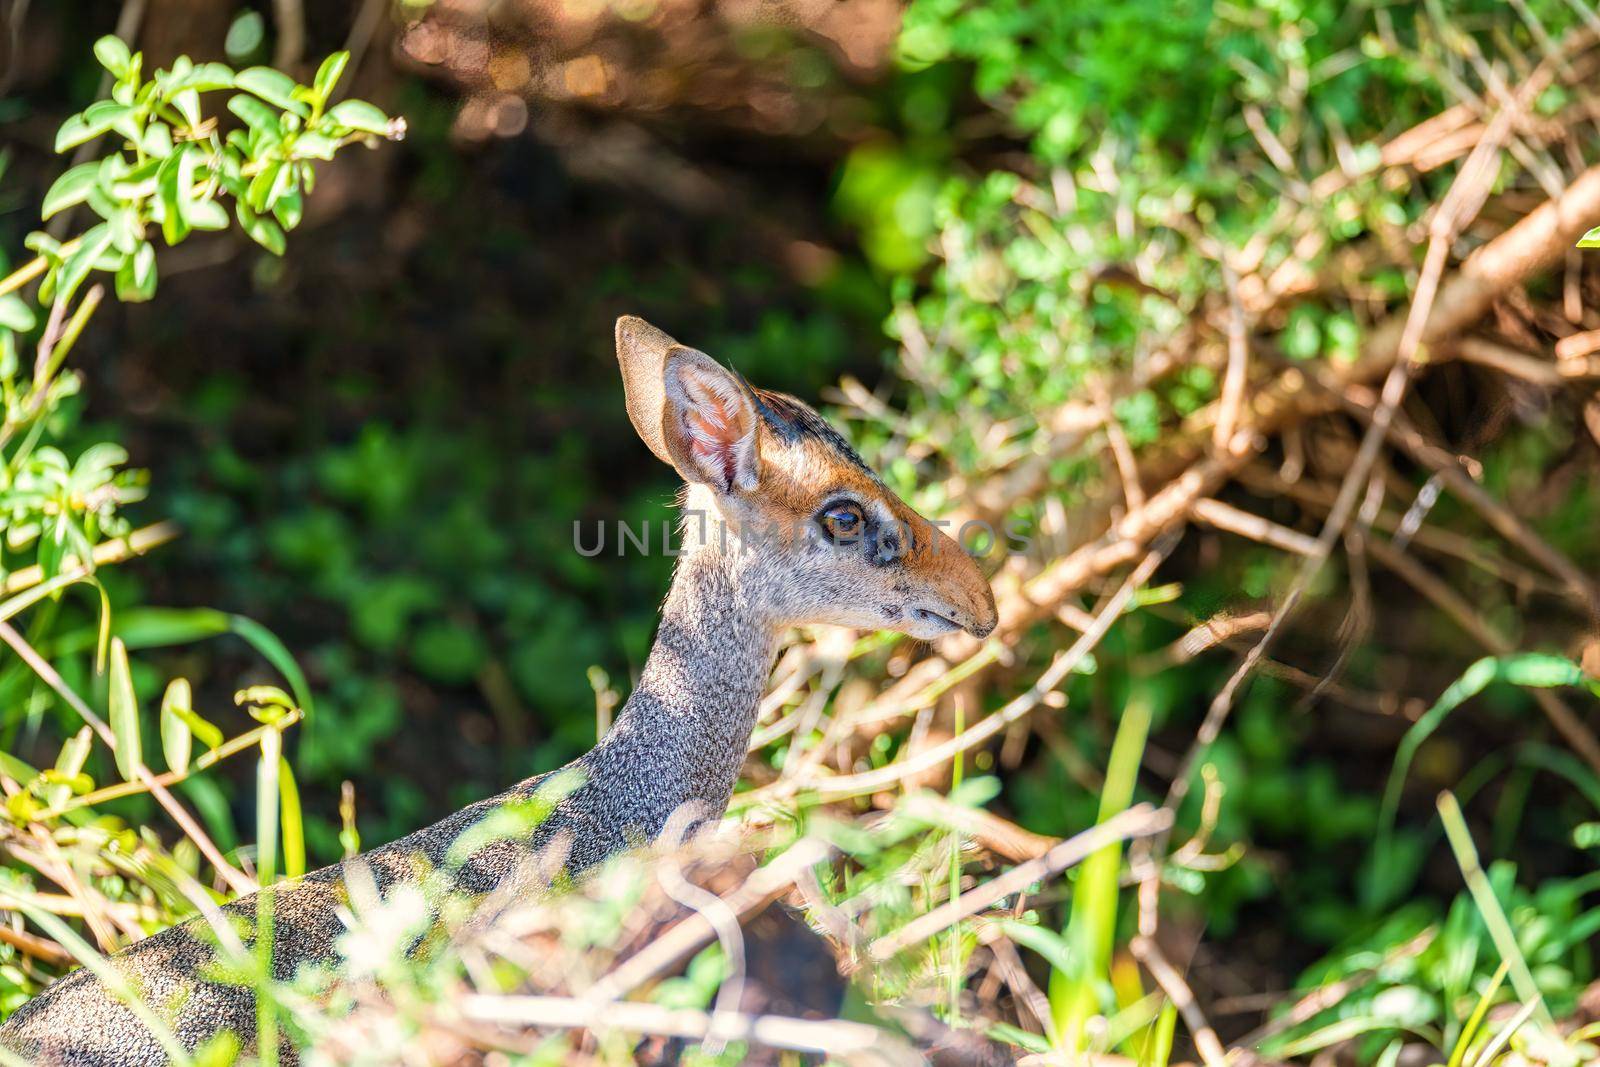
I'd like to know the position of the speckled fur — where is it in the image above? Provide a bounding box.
[0,318,997,1065]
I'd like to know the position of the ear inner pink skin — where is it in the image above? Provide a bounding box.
[673,360,754,493]
[685,401,738,490]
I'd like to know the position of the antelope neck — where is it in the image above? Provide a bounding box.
[591,534,779,816]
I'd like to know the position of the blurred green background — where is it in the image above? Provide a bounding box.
[4,0,1600,1055]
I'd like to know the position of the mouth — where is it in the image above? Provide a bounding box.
[908,606,963,636]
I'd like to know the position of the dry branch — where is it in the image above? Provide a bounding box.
[866,804,1172,962]
[458,994,922,1063]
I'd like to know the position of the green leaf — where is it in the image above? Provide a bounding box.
[313,52,350,102]
[24,231,63,259]
[0,295,35,333]
[236,67,308,116]
[114,242,157,302]
[171,88,203,129]
[227,94,282,135]
[325,99,390,136]
[225,10,266,62]
[107,157,160,201]
[142,122,173,159]
[1502,653,1585,689]
[57,222,115,302]
[171,62,235,93]
[156,153,190,245]
[116,606,232,647]
[175,146,228,231]
[108,636,143,782]
[171,704,223,752]
[159,678,193,774]
[256,726,281,886]
[290,131,339,161]
[91,100,142,146]
[1580,225,1600,249]
[93,36,132,79]
[271,186,303,230]
[237,685,296,718]
[235,202,285,255]
[54,103,134,152]
[278,757,304,879]
[46,727,93,809]
[247,161,282,212]
[53,115,92,153]
[41,163,100,220]
[184,197,229,231]
[109,208,142,254]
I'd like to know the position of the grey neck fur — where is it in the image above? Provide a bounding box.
[580,518,780,827]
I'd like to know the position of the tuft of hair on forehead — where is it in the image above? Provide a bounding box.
[745,385,876,477]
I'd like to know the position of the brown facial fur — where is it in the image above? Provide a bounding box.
[721,390,997,640]
[616,314,995,640]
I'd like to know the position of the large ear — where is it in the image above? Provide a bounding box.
[615,315,677,466]
[660,346,761,493]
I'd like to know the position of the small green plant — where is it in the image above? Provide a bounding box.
[7,42,399,308]
[0,34,399,1010]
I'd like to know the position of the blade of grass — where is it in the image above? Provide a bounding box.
[1372,654,1591,907]
[1437,790,1550,1025]
[1138,1002,1177,1067]
[255,884,278,1067]
[1270,1015,1430,1058]
[0,571,90,625]
[278,755,305,880]
[1448,958,1509,1067]
[1050,690,1153,1050]
[106,636,141,782]
[257,726,281,888]
[1466,998,1540,1067]
[159,678,193,774]
[947,698,965,1025]
[253,723,284,1066]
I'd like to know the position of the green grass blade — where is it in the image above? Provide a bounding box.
[1448,958,1509,1067]
[256,726,281,887]
[159,677,193,773]
[0,571,88,624]
[1138,1002,1176,1067]
[278,755,305,880]
[1437,791,1550,1026]
[1372,654,1588,907]
[107,636,142,782]
[1050,690,1152,1051]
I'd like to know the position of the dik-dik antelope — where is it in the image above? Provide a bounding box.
[0,317,998,1064]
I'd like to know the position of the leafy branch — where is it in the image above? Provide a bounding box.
[0,38,401,588]
[0,36,400,985]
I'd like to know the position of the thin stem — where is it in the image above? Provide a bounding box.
[0,521,178,596]
[37,285,101,387]
[0,255,48,300]
[43,710,301,816]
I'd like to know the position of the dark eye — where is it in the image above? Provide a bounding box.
[818,501,864,541]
